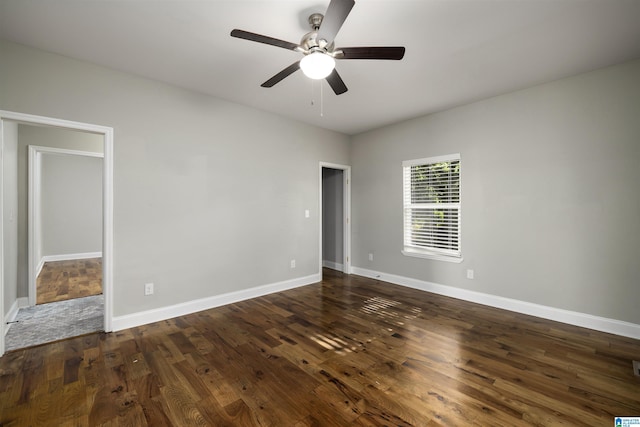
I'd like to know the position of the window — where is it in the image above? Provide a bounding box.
[402,154,461,262]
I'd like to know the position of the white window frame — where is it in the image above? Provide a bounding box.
[402,153,462,263]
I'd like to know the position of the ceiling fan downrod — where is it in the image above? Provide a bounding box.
[308,13,324,31]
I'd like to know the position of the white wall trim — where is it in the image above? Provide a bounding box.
[4,297,28,335]
[112,273,321,332]
[401,248,464,263]
[322,260,344,271]
[35,258,45,280]
[41,251,103,263]
[27,145,103,158]
[0,119,5,352]
[351,266,640,340]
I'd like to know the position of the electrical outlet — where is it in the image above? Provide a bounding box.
[305,209,310,218]
[368,253,374,261]
[144,283,154,296]
[290,259,296,269]
[466,269,474,279]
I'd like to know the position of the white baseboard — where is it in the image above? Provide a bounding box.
[42,252,102,263]
[351,267,640,340]
[36,258,45,279]
[37,252,103,278]
[112,273,321,332]
[4,297,29,335]
[322,260,344,271]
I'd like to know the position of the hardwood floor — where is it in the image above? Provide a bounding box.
[1,268,639,426]
[36,258,102,305]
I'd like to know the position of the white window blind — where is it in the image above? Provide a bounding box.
[403,154,461,260]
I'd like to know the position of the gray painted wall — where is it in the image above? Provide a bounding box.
[2,121,18,314]
[0,40,350,317]
[351,58,640,325]
[322,168,343,267]
[2,38,638,330]
[41,153,102,257]
[16,125,103,299]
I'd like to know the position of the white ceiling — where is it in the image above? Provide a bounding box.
[2,0,640,135]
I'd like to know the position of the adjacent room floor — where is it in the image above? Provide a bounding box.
[36,258,102,304]
[4,258,103,351]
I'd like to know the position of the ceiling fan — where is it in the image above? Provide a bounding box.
[230,0,405,95]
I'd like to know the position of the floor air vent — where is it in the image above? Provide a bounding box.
[633,360,640,377]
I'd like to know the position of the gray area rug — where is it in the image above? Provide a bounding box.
[5,295,103,351]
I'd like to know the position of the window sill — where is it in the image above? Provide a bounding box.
[401,248,463,263]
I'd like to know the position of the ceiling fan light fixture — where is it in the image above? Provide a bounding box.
[230,0,404,94]
[300,51,335,79]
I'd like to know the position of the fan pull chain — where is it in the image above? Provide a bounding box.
[309,80,325,118]
[311,80,315,106]
[320,81,324,117]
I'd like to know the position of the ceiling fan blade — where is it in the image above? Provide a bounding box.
[231,29,299,51]
[326,69,348,95]
[317,0,355,46]
[338,47,406,60]
[261,61,301,88]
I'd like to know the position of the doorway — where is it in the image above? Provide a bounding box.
[1,143,105,351]
[319,163,351,277]
[0,111,114,356]
[28,145,104,306]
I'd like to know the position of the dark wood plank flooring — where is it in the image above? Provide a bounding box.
[2,268,639,425]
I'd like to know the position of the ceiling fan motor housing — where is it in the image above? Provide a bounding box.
[302,13,334,52]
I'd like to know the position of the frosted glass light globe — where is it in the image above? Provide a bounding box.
[300,52,335,80]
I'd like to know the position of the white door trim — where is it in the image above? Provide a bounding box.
[0,110,114,357]
[319,162,351,275]
[0,119,5,355]
[28,145,104,307]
